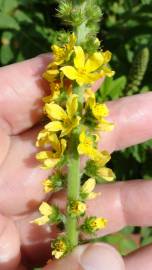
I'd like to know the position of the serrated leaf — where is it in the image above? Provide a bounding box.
[109,76,127,99]
[0,13,19,29]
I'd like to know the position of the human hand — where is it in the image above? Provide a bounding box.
[0,54,152,270]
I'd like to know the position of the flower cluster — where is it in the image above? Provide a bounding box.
[33,33,115,259]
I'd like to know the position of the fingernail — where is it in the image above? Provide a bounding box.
[80,243,125,270]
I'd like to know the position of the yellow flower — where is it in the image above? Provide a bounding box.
[98,167,116,182]
[36,133,67,169]
[85,88,114,131]
[68,200,86,217]
[51,33,76,66]
[42,174,63,193]
[82,216,107,234]
[81,178,100,200]
[44,94,81,137]
[36,128,56,147]
[77,130,111,165]
[61,46,114,86]
[43,63,59,83]
[43,179,54,193]
[43,81,61,103]
[31,202,55,225]
[52,238,69,259]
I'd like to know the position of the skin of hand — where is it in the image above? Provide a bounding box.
[0,54,152,270]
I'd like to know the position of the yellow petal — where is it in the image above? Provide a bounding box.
[31,216,49,225]
[103,50,112,64]
[66,94,78,119]
[43,70,59,82]
[39,202,53,216]
[74,46,85,69]
[99,167,116,181]
[52,250,64,259]
[98,151,111,166]
[43,158,59,169]
[103,66,115,77]
[45,103,67,120]
[85,52,104,72]
[99,119,114,131]
[61,138,67,154]
[92,103,109,119]
[61,66,78,80]
[84,88,95,101]
[36,151,50,161]
[43,179,53,193]
[81,178,96,193]
[77,143,92,156]
[87,192,101,200]
[45,121,63,132]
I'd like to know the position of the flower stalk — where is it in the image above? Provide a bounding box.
[66,131,80,247]
[32,0,116,261]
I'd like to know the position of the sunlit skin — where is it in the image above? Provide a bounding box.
[0,54,152,270]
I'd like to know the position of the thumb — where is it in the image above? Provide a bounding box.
[43,243,125,270]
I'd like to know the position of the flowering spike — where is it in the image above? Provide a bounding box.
[33,0,116,261]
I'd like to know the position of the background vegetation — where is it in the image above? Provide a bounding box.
[0,0,152,267]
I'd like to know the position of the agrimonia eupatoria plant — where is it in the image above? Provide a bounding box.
[31,0,116,260]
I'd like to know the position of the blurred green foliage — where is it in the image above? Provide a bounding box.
[0,0,152,267]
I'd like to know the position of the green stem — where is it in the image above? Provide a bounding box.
[66,132,80,247]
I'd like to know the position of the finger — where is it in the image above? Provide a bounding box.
[124,244,152,270]
[100,92,152,152]
[15,212,59,268]
[0,214,21,270]
[0,127,50,215]
[1,93,152,215]
[51,180,152,237]
[0,55,102,136]
[43,243,125,270]
[0,54,51,135]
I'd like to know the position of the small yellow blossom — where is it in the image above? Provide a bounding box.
[51,33,76,66]
[44,94,81,137]
[85,88,114,131]
[36,133,66,169]
[43,174,63,193]
[81,178,100,200]
[43,63,59,83]
[31,202,55,225]
[52,238,69,259]
[43,81,61,103]
[82,216,107,234]
[77,130,111,165]
[61,46,114,86]
[98,167,116,182]
[43,179,54,193]
[68,200,86,217]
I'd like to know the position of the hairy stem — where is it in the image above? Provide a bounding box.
[66,132,80,247]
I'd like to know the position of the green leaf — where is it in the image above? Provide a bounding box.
[0,44,14,64]
[141,227,151,238]
[0,31,14,64]
[121,226,135,235]
[119,238,137,255]
[1,0,18,13]
[0,13,19,29]
[142,236,152,246]
[14,10,32,23]
[109,76,127,99]
[99,76,127,101]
